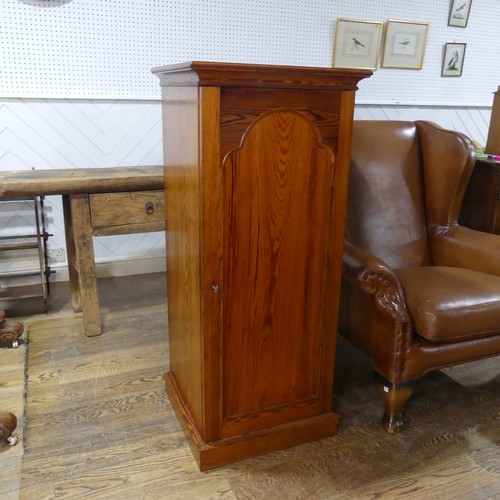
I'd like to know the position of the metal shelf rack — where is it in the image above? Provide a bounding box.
[0,196,54,311]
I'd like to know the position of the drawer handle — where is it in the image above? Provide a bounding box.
[145,201,155,215]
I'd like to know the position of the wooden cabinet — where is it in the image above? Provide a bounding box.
[486,86,500,155]
[460,159,500,233]
[153,62,371,470]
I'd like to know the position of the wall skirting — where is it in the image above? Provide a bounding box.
[2,254,166,288]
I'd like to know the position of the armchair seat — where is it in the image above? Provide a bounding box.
[339,120,500,433]
[396,266,500,342]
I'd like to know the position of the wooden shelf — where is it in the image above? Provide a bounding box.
[0,242,39,251]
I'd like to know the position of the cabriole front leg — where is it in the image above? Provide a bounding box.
[375,375,417,433]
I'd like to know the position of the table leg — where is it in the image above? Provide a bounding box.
[62,195,81,313]
[69,194,102,337]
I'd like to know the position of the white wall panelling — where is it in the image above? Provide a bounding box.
[1,1,497,284]
[355,105,492,147]
[0,98,165,282]
[1,99,491,282]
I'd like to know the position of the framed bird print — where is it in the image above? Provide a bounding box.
[333,19,383,71]
[448,0,472,28]
[381,20,429,69]
[442,43,466,76]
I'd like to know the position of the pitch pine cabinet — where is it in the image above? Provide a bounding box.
[153,62,371,470]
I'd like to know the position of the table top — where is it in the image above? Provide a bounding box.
[0,166,164,198]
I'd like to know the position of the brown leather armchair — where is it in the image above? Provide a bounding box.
[339,120,500,433]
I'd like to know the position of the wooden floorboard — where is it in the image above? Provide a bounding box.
[0,273,499,499]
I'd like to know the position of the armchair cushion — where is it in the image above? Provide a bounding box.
[396,266,500,342]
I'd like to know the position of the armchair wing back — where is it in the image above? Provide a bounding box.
[346,121,432,269]
[339,120,500,433]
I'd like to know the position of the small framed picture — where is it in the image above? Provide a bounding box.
[381,20,429,70]
[441,43,466,77]
[448,0,472,28]
[333,19,383,71]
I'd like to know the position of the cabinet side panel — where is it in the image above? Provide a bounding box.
[198,87,224,442]
[319,90,356,409]
[162,86,203,430]
[222,110,334,424]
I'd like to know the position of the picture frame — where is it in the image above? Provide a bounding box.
[441,43,466,77]
[448,0,472,28]
[333,18,383,71]
[381,20,429,70]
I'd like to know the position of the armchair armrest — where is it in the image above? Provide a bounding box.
[431,224,500,277]
[340,241,413,382]
[343,240,410,324]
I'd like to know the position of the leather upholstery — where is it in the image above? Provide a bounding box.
[339,120,500,384]
[346,121,431,269]
[396,266,500,342]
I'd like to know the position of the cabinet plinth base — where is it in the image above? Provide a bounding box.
[165,372,340,471]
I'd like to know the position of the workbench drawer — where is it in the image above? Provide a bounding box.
[89,190,164,235]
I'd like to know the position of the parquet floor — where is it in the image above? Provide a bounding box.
[0,273,499,499]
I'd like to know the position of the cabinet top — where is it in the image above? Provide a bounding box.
[152,61,371,91]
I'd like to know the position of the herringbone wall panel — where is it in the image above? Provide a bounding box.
[0,98,164,283]
[0,98,492,284]
[355,105,491,145]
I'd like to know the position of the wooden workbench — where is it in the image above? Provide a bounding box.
[0,166,165,337]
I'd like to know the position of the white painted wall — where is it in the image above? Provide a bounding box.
[3,0,499,105]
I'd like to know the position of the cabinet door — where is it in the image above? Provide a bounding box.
[221,109,335,437]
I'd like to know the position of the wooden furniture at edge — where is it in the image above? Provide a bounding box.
[0,166,164,337]
[460,159,500,233]
[0,308,23,349]
[0,407,18,446]
[485,86,500,155]
[464,87,500,232]
[0,309,22,445]
[152,61,371,470]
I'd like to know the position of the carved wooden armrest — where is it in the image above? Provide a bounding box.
[343,240,409,324]
[343,240,412,380]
